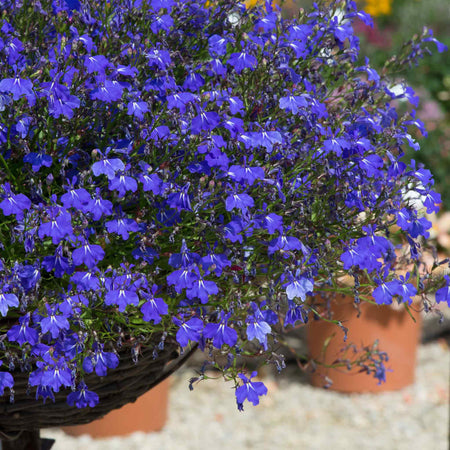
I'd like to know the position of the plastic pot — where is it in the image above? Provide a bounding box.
[62,378,170,438]
[307,296,422,393]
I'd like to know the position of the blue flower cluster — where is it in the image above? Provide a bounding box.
[0,0,447,410]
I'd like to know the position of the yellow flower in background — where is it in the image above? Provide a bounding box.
[364,0,392,16]
[204,0,270,8]
[244,0,280,8]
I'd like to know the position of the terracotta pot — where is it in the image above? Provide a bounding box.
[307,296,422,393]
[62,378,170,438]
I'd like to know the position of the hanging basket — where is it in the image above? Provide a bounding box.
[0,336,194,439]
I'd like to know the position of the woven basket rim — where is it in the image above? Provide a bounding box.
[0,335,196,437]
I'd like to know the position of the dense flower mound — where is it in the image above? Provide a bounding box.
[0,0,447,410]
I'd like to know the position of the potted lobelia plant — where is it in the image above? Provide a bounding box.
[0,0,448,447]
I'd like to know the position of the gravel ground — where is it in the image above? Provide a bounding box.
[42,337,450,450]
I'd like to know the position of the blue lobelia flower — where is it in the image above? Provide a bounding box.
[15,115,31,138]
[91,152,125,180]
[104,286,140,312]
[235,371,268,411]
[208,34,229,57]
[4,37,24,65]
[166,266,200,293]
[84,188,113,220]
[70,269,100,291]
[138,168,163,195]
[205,147,230,170]
[246,303,272,350]
[407,215,432,239]
[40,81,81,119]
[284,301,308,326]
[0,292,19,317]
[0,361,14,396]
[72,240,105,269]
[61,178,91,210]
[38,207,74,245]
[395,208,412,231]
[0,76,34,101]
[35,385,55,404]
[227,96,244,115]
[173,317,204,347]
[167,183,193,211]
[210,56,227,74]
[146,48,172,70]
[227,163,265,186]
[132,245,159,265]
[255,11,278,32]
[223,117,244,137]
[279,94,308,114]
[156,204,180,227]
[140,285,168,324]
[64,0,81,11]
[185,275,219,304]
[396,274,417,304]
[228,51,257,73]
[40,357,73,392]
[67,381,99,408]
[108,171,138,198]
[268,234,302,256]
[284,271,314,302]
[169,239,200,268]
[372,278,403,305]
[358,154,384,178]
[60,292,89,316]
[166,92,197,114]
[191,110,221,134]
[435,275,450,307]
[84,55,111,74]
[340,241,378,272]
[150,13,174,34]
[82,343,119,377]
[259,212,283,235]
[285,39,308,58]
[223,217,245,243]
[18,263,41,292]
[423,29,448,53]
[105,213,140,241]
[239,131,282,152]
[418,187,441,214]
[62,332,86,359]
[0,183,31,219]
[182,71,205,92]
[203,313,237,349]
[358,225,394,258]
[127,101,149,121]
[116,64,139,77]
[23,152,53,172]
[322,136,350,157]
[40,304,70,339]
[225,191,254,212]
[7,313,39,346]
[200,247,231,276]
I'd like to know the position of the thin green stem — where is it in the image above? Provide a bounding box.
[0,152,15,182]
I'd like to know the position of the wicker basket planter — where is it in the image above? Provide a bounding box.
[0,338,195,449]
